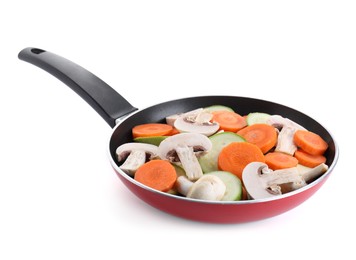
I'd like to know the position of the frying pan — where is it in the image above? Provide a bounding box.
[18,47,339,223]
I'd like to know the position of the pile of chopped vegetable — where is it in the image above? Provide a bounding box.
[115,105,329,201]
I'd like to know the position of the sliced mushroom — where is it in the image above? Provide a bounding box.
[158,133,212,181]
[267,115,306,155]
[299,163,329,183]
[242,162,328,200]
[173,109,219,136]
[267,115,306,131]
[276,126,299,155]
[165,108,204,126]
[116,143,158,176]
[186,174,226,201]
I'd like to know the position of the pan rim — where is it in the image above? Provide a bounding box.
[107,95,339,205]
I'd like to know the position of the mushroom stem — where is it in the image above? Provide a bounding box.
[267,115,306,156]
[119,150,146,176]
[175,145,203,181]
[175,176,194,196]
[158,133,212,181]
[301,163,329,183]
[275,126,298,155]
[263,167,306,187]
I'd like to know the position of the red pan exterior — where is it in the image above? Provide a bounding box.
[113,166,330,223]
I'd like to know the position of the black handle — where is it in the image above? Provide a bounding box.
[18,47,138,128]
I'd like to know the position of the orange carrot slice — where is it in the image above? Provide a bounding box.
[169,127,180,135]
[132,123,173,138]
[293,130,328,156]
[212,111,247,132]
[218,142,265,180]
[237,124,277,154]
[294,149,326,168]
[265,152,298,170]
[134,160,177,192]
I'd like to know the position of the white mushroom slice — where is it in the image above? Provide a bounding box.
[158,133,212,181]
[264,167,307,192]
[301,163,329,182]
[174,117,219,136]
[242,162,329,200]
[171,108,219,136]
[165,108,204,126]
[187,174,226,201]
[275,126,298,155]
[243,162,306,199]
[116,143,159,176]
[119,150,146,176]
[183,108,204,121]
[267,115,306,131]
[194,110,213,124]
[267,115,306,155]
[242,162,284,199]
[175,145,203,180]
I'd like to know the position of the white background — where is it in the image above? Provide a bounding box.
[1,1,355,259]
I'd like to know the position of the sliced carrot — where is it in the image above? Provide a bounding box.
[294,149,326,168]
[218,142,265,180]
[169,127,180,135]
[265,152,298,170]
[134,160,177,192]
[294,130,328,156]
[132,123,173,138]
[212,111,247,132]
[237,124,277,154]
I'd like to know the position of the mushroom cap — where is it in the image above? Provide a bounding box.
[187,174,226,201]
[174,117,219,136]
[242,162,281,200]
[116,143,158,162]
[173,109,220,136]
[158,133,212,162]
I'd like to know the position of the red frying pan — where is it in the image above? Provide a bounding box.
[18,47,339,223]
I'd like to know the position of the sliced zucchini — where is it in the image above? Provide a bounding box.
[134,136,167,146]
[199,132,245,173]
[246,112,271,125]
[206,171,242,201]
[173,164,186,178]
[204,105,234,113]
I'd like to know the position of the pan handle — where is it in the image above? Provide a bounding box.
[18,47,138,128]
